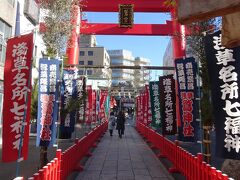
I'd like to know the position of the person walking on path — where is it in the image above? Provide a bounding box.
[108,112,116,136]
[116,111,125,138]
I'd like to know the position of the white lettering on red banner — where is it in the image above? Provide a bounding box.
[11,42,29,150]
[2,33,33,162]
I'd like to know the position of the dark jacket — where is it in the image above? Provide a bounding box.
[116,112,125,130]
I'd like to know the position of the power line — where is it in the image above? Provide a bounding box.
[65,65,175,70]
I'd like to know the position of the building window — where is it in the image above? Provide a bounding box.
[7,0,15,6]
[88,51,93,56]
[87,70,92,75]
[0,80,3,93]
[80,51,85,56]
[0,20,12,40]
[0,34,6,65]
[0,20,11,65]
[88,61,93,65]
[79,70,84,75]
[79,61,84,65]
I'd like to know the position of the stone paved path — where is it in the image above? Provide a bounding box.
[75,125,174,180]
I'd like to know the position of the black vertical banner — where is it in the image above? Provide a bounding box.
[175,57,198,142]
[205,31,240,159]
[159,75,177,135]
[149,81,161,129]
[76,76,86,124]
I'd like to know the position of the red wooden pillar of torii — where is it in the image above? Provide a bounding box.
[66,5,81,65]
[171,8,186,127]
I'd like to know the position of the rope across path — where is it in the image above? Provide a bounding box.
[76,125,174,180]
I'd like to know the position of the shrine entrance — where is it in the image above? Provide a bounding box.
[65,0,186,122]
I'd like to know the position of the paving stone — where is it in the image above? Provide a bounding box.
[131,162,146,169]
[133,169,150,176]
[87,164,103,171]
[134,175,152,180]
[101,168,117,174]
[117,177,135,180]
[99,174,117,180]
[118,170,134,177]
[80,174,100,180]
[104,160,118,167]
[118,164,132,171]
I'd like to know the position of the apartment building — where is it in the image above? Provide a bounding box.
[79,35,111,90]
[0,0,17,143]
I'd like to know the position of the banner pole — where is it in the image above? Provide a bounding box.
[197,58,203,154]
[56,57,63,148]
[15,31,35,177]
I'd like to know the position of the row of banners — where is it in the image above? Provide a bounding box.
[136,57,198,142]
[2,30,240,162]
[136,30,240,159]
[1,33,112,162]
[136,70,197,140]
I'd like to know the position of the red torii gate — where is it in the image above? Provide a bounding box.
[66,0,185,65]
[65,0,185,127]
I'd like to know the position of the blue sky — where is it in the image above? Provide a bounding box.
[85,12,172,79]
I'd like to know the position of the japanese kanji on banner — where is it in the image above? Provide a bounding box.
[142,90,148,125]
[98,90,108,121]
[175,57,198,142]
[110,96,117,108]
[205,31,240,159]
[159,75,177,135]
[140,93,144,123]
[85,85,92,124]
[60,69,79,138]
[2,33,33,162]
[145,85,152,125]
[149,81,161,129]
[104,94,110,118]
[76,76,86,124]
[92,90,97,123]
[136,96,141,123]
[36,59,60,147]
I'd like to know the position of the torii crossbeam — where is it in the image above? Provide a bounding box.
[81,0,172,12]
[81,21,174,36]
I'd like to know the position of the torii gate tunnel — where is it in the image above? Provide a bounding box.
[65,0,186,124]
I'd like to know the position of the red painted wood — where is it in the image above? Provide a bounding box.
[171,9,186,129]
[66,5,81,65]
[80,21,174,36]
[81,0,172,12]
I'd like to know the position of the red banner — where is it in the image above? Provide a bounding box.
[2,33,33,162]
[136,96,141,123]
[143,91,148,125]
[99,90,108,120]
[92,90,97,123]
[140,92,144,123]
[110,96,117,108]
[85,85,92,124]
[145,85,152,125]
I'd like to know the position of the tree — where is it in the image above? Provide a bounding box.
[30,78,38,131]
[30,57,39,124]
[39,0,82,57]
[163,0,216,163]
[186,19,217,163]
